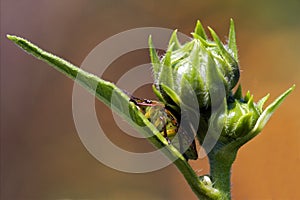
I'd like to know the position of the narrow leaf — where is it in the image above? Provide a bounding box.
[6,34,176,148]
[7,34,222,200]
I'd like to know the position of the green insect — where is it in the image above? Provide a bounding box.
[130,96,198,160]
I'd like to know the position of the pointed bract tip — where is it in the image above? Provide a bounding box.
[148,35,153,43]
[163,43,174,66]
[233,84,243,99]
[148,35,156,50]
[207,26,221,44]
[228,18,238,61]
[168,29,181,50]
[250,84,295,136]
[194,20,207,39]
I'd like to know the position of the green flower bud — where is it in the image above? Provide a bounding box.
[220,84,295,144]
[149,19,239,110]
[149,19,295,151]
[223,87,260,139]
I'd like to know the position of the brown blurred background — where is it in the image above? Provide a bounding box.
[1,0,300,199]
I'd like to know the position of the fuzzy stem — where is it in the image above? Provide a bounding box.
[207,142,238,200]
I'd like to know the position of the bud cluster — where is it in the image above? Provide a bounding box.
[149,19,294,146]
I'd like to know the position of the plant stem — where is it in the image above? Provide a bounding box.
[207,142,238,200]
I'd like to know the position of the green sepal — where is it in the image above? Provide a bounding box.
[189,41,205,97]
[224,100,243,133]
[148,35,161,80]
[244,91,251,102]
[208,27,239,89]
[250,85,295,136]
[256,93,270,113]
[193,20,208,39]
[205,49,227,105]
[154,84,181,115]
[208,27,236,66]
[168,30,181,50]
[160,83,181,107]
[190,40,200,68]
[152,84,165,103]
[233,84,243,99]
[159,43,174,89]
[192,33,216,48]
[247,95,260,116]
[171,41,195,63]
[228,18,238,61]
[232,113,253,138]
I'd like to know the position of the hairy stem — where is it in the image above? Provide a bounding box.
[207,142,238,200]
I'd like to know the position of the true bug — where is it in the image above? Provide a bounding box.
[129,96,198,160]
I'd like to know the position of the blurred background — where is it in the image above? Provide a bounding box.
[1,0,300,199]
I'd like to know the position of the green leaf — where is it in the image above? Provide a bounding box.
[7,34,222,200]
[6,35,165,145]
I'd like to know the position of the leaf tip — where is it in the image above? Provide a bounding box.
[291,84,296,90]
[6,34,17,42]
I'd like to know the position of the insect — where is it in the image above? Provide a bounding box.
[129,96,198,160]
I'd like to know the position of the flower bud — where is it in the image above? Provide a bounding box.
[220,84,295,143]
[222,87,260,139]
[149,19,239,110]
[149,19,294,150]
